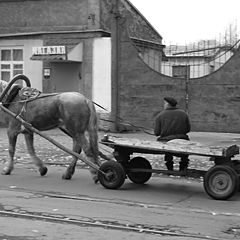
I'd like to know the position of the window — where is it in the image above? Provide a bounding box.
[0,48,24,82]
[172,65,190,79]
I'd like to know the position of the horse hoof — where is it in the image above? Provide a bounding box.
[39,166,48,176]
[92,175,99,184]
[2,168,11,175]
[62,173,72,180]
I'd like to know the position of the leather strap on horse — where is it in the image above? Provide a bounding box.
[2,85,22,108]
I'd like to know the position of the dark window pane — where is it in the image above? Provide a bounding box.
[13,69,23,76]
[13,64,23,69]
[1,50,11,61]
[1,71,10,81]
[1,64,10,69]
[13,49,23,61]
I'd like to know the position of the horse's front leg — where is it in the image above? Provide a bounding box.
[24,132,48,176]
[2,129,18,175]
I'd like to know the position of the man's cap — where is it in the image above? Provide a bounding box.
[164,97,177,107]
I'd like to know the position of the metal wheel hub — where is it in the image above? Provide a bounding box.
[105,170,116,182]
[211,172,231,192]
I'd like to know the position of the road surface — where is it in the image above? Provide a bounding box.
[0,128,239,239]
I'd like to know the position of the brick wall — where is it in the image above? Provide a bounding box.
[188,58,240,132]
[0,0,92,34]
[100,0,162,43]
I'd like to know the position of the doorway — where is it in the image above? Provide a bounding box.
[50,62,81,92]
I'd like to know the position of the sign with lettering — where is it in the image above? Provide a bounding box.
[32,46,66,55]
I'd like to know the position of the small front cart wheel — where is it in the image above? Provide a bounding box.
[98,160,125,189]
[127,157,152,184]
[204,165,239,200]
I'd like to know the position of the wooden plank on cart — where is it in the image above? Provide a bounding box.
[101,136,239,158]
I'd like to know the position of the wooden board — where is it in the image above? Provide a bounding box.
[101,135,239,158]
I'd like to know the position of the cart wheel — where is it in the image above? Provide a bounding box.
[98,160,125,189]
[127,157,152,184]
[204,165,239,200]
[232,160,240,192]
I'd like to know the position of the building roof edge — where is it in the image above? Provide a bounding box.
[0,29,111,38]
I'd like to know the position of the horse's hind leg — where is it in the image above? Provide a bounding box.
[24,132,48,176]
[62,138,81,180]
[81,133,100,183]
[2,129,18,175]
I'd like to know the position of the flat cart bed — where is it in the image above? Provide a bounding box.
[98,135,240,200]
[101,135,239,158]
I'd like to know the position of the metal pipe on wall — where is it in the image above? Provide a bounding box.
[111,0,120,132]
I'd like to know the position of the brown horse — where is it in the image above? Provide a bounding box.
[0,78,100,182]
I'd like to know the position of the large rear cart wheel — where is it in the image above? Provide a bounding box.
[204,165,239,200]
[232,160,240,192]
[127,157,152,184]
[98,160,126,189]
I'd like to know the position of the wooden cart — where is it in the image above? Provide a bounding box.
[98,135,240,200]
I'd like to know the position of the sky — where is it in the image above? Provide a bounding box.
[129,0,240,44]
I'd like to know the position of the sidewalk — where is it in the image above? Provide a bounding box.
[0,126,240,145]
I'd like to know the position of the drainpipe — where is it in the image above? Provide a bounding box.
[185,66,189,114]
[111,0,120,132]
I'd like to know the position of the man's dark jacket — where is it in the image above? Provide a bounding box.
[154,107,191,141]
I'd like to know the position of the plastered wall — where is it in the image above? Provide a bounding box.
[117,24,240,133]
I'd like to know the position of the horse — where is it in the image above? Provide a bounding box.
[0,78,101,182]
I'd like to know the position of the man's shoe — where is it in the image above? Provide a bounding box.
[179,163,188,172]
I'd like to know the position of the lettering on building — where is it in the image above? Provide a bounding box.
[32,46,66,55]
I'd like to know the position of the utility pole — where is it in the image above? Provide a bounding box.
[111,0,120,132]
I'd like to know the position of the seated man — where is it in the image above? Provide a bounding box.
[154,97,191,171]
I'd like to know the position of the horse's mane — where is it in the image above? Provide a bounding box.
[0,80,8,93]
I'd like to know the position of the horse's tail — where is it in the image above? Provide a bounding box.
[86,99,100,166]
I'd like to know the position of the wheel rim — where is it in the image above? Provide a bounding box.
[209,171,233,195]
[98,161,125,189]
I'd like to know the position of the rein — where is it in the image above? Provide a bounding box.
[3,92,60,105]
[3,87,108,112]
[1,82,152,135]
